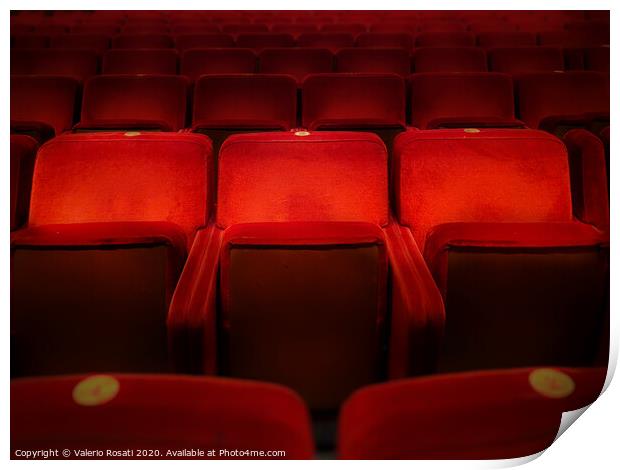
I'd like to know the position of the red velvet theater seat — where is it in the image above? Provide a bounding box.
[415,32,476,47]
[76,75,189,131]
[192,74,297,153]
[320,23,367,34]
[181,49,256,81]
[11,75,80,142]
[270,23,318,36]
[102,48,179,75]
[49,34,111,53]
[476,31,537,48]
[236,33,295,51]
[393,129,609,372]
[297,33,355,52]
[302,73,406,148]
[538,30,609,48]
[168,132,444,410]
[339,367,607,459]
[11,374,314,459]
[516,71,610,135]
[10,135,38,231]
[112,33,174,49]
[412,47,487,73]
[418,21,466,33]
[11,133,213,377]
[222,23,269,34]
[335,48,410,77]
[170,23,221,34]
[174,33,236,52]
[487,47,565,74]
[355,33,414,51]
[584,46,610,72]
[10,48,99,82]
[409,72,521,129]
[258,48,333,84]
[11,34,50,49]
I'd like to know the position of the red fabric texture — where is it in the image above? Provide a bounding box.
[585,46,609,72]
[102,49,179,75]
[393,129,574,250]
[258,48,334,84]
[339,367,607,459]
[476,32,537,47]
[10,48,99,82]
[11,75,79,138]
[488,47,565,73]
[419,21,466,33]
[77,75,189,131]
[49,34,111,53]
[217,131,388,228]
[28,132,213,244]
[222,23,269,34]
[112,33,174,49]
[538,30,609,48]
[412,47,487,73]
[409,72,520,129]
[174,33,235,52]
[192,75,297,131]
[11,374,314,459]
[321,23,367,34]
[335,48,411,76]
[415,32,475,47]
[355,33,414,51]
[302,73,406,130]
[271,24,318,35]
[10,135,38,231]
[181,49,256,80]
[297,33,355,52]
[11,34,49,48]
[563,129,610,231]
[236,33,295,51]
[516,72,610,130]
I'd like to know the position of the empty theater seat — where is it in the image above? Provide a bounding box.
[355,33,414,51]
[415,32,475,47]
[412,47,487,73]
[11,75,80,142]
[487,47,565,73]
[393,128,609,372]
[168,131,444,409]
[112,33,174,49]
[409,72,521,129]
[302,74,406,147]
[192,74,297,152]
[10,48,98,82]
[476,32,537,48]
[174,33,235,52]
[258,48,333,84]
[516,71,610,134]
[49,33,111,52]
[297,33,355,52]
[76,75,189,131]
[102,48,178,74]
[10,135,38,231]
[181,48,256,80]
[11,374,314,459]
[339,367,607,459]
[236,33,295,51]
[335,48,410,76]
[11,132,213,377]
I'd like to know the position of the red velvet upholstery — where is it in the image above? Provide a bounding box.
[297,33,355,52]
[339,367,607,459]
[258,48,333,84]
[415,32,475,47]
[10,135,38,231]
[174,33,235,52]
[584,46,610,72]
[236,33,295,51]
[50,34,111,52]
[355,33,414,51]
[488,47,564,73]
[192,75,297,132]
[393,129,573,249]
[419,21,466,33]
[271,24,318,36]
[181,49,256,80]
[516,72,610,132]
[216,132,388,228]
[321,23,366,34]
[77,75,189,131]
[11,34,49,48]
[222,23,269,34]
[11,374,314,459]
[412,47,487,73]
[538,30,609,48]
[369,23,418,33]
[112,33,174,49]
[476,32,537,47]
[11,75,80,139]
[102,48,178,74]
[10,48,98,82]
[335,48,410,76]
[409,73,520,129]
[302,73,406,131]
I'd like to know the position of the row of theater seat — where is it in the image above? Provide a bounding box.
[11,367,607,459]
[10,71,610,144]
[10,46,611,79]
[10,30,610,51]
[10,129,609,412]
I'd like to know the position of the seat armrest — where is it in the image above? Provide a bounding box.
[384,221,445,377]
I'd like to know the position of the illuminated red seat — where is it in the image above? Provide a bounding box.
[49,34,111,53]
[11,374,314,459]
[476,31,537,47]
[112,34,174,49]
[10,48,98,82]
[174,33,235,52]
[181,48,256,81]
[413,47,486,73]
[10,135,38,231]
[236,33,295,51]
[335,48,410,76]
[77,75,189,131]
[168,131,444,410]
[409,72,520,129]
[355,32,413,51]
[297,33,355,52]
[339,367,607,459]
[11,133,213,377]
[487,47,564,73]
[258,48,333,84]
[103,49,178,74]
[11,75,80,142]
[393,129,609,372]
